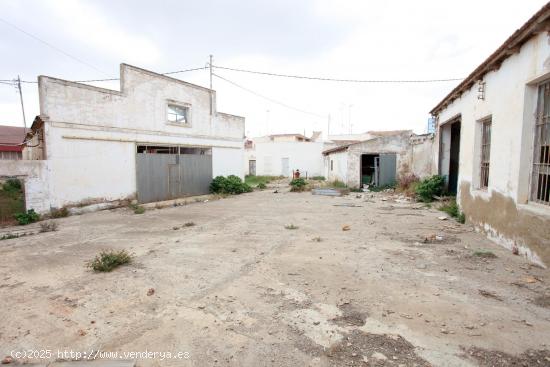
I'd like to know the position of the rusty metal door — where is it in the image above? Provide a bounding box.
[136,153,212,203]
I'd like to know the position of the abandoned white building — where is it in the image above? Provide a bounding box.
[6,63,244,213]
[244,132,325,177]
[431,3,550,266]
[323,130,434,187]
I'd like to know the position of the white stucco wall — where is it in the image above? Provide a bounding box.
[434,31,550,265]
[249,141,325,177]
[325,150,348,182]
[35,64,244,210]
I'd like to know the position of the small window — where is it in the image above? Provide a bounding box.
[167,104,189,125]
[479,118,492,189]
[330,160,334,171]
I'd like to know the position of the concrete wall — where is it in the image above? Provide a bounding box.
[410,134,436,179]
[246,141,325,177]
[325,150,348,182]
[34,64,244,211]
[0,160,50,213]
[434,32,550,266]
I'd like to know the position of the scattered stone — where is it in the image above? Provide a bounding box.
[342,225,351,231]
[372,352,388,361]
[147,288,155,296]
[438,216,448,221]
[478,289,502,301]
[1,356,13,364]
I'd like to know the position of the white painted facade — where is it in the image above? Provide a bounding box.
[433,30,550,266]
[20,64,244,212]
[244,138,326,177]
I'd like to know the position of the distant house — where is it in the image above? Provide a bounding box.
[323,130,434,187]
[244,132,325,177]
[0,125,26,160]
[430,3,550,266]
[8,63,244,213]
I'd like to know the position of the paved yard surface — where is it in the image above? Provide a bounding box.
[1,184,550,366]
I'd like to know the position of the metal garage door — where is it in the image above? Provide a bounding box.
[378,153,397,186]
[136,153,212,203]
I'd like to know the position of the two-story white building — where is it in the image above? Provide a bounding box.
[20,63,244,212]
[431,4,550,266]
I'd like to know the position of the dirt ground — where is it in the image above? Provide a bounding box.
[1,181,550,367]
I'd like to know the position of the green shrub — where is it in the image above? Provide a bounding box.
[311,176,325,181]
[2,178,22,192]
[14,209,40,225]
[87,249,133,272]
[210,175,252,195]
[290,178,307,192]
[415,175,445,202]
[257,182,267,189]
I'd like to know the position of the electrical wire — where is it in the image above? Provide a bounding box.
[0,66,209,85]
[213,65,464,83]
[0,17,109,76]
[213,73,325,118]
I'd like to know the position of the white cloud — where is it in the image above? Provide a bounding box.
[44,0,161,67]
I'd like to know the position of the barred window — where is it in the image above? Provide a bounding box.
[480,118,491,189]
[531,82,550,205]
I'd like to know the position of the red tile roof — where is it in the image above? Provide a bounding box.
[0,125,26,152]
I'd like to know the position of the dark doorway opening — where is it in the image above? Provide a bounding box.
[448,121,461,194]
[361,154,379,187]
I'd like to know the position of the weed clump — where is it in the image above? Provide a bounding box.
[50,207,69,218]
[311,176,325,181]
[14,209,40,225]
[40,221,58,232]
[285,224,299,230]
[439,199,466,223]
[210,175,253,195]
[129,203,145,214]
[87,249,133,272]
[473,249,497,258]
[290,178,307,192]
[257,182,267,190]
[183,222,195,227]
[415,175,445,202]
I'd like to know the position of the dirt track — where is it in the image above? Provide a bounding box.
[1,183,549,366]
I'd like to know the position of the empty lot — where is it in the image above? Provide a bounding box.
[1,184,549,366]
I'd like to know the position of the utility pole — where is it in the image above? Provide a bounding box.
[209,54,213,115]
[16,76,27,131]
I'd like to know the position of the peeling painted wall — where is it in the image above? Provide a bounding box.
[434,32,550,266]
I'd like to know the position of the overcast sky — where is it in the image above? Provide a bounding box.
[0,0,547,138]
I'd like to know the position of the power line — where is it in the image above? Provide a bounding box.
[213,73,325,118]
[0,66,208,85]
[213,65,464,84]
[0,17,108,76]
